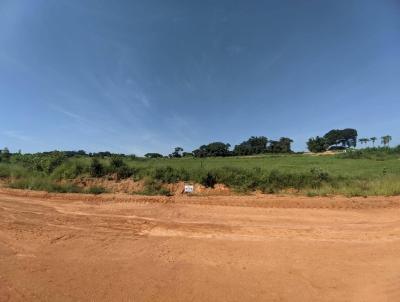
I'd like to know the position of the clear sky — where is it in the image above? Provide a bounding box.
[1,0,399,155]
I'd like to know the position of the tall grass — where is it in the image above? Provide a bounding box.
[9,177,83,193]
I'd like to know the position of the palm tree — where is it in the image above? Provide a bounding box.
[370,137,377,147]
[381,135,392,147]
[358,138,370,146]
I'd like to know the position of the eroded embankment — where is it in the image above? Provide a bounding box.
[1,187,400,210]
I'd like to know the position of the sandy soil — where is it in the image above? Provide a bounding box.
[1,189,400,301]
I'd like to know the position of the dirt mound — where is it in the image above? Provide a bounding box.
[69,178,232,196]
[166,182,231,195]
[71,177,146,193]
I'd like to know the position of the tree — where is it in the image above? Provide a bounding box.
[0,147,11,162]
[359,138,370,146]
[169,147,183,158]
[233,136,268,156]
[268,137,294,153]
[307,136,328,153]
[144,153,163,158]
[192,142,231,157]
[381,135,392,147]
[89,158,104,177]
[370,137,377,147]
[323,128,358,148]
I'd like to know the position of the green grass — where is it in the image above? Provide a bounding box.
[86,186,108,195]
[135,177,172,196]
[9,177,83,193]
[122,154,398,176]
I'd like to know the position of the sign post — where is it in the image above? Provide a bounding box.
[184,183,194,193]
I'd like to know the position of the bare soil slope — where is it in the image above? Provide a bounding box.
[1,189,400,301]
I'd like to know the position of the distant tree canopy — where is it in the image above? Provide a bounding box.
[307,136,328,153]
[0,147,11,162]
[193,142,231,157]
[307,128,358,152]
[169,147,184,158]
[381,135,392,147]
[144,153,163,158]
[192,136,293,158]
[233,136,268,156]
[324,128,358,148]
[268,137,293,153]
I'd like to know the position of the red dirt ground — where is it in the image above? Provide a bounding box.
[1,188,400,301]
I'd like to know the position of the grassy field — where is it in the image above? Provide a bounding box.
[1,148,400,196]
[126,154,400,178]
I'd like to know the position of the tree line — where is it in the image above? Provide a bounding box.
[1,129,395,160]
[358,135,392,147]
[307,128,393,153]
[147,136,294,158]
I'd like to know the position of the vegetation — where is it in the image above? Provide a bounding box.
[307,136,328,153]
[10,177,83,193]
[89,158,105,177]
[190,136,293,157]
[381,135,392,147]
[268,137,293,153]
[0,130,398,196]
[307,128,358,153]
[137,178,172,196]
[0,145,399,196]
[193,142,231,157]
[233,136,268,155]
[144,153,163,158]
[87,186,108,195]
[169,147,184,158]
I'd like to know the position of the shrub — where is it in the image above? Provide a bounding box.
[138,178,172,196]
[89,158,104,177]
[10,177,82,193]
[115,165,134,180]
[110,156,124,169]
[150,166,189,183]
[87,186,107,195]
[337,146,400,160]
[51,160,85,180]
[201,172,217,188]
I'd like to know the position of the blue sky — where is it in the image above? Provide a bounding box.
[0,0,399,155]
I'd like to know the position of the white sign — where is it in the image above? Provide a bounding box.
[184,185,194,193]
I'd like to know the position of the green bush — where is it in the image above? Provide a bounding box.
[201,172,217,188]
[150,166,189,183]
[115,165,134,180]
[337,147,400,160]
[137,178,172,196]
[51,160,85,180]
[10,177,82,193]
[87,186,107,195]
[109,156,125,169]
[89,158,104,177]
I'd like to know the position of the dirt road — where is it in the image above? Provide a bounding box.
[1,189,400,301]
